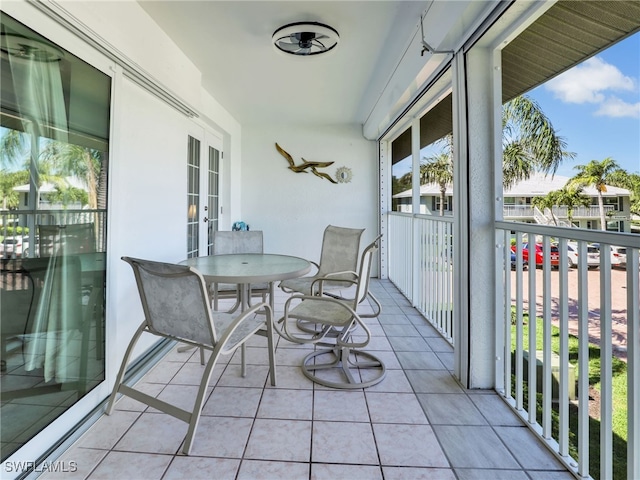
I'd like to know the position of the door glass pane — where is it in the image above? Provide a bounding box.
[0,13,109,461]
[206,146,219,255]
[186,136,200,258]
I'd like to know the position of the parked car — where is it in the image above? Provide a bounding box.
[563,242,600,269]
[0,235,57,258]
[511,242,560,268]
[0,236,27,258]
[610,246,628,268]
[591,243,627,268]
[510,251,528,270]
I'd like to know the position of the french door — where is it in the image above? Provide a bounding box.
[187,132,221,258]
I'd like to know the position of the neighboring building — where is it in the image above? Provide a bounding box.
[12,178,88,211]
[394,172,632,232]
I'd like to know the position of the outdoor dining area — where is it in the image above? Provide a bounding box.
[37,226,574,479]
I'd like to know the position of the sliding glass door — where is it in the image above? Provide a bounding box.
[0,12,110,461]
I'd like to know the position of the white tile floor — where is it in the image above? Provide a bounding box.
[41,280,574,480]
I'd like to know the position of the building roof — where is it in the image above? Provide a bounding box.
[505,173,630,197]
[393,172,631,199]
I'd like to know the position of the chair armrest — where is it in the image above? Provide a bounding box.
[215,301,272,354]
[310,270,358,295]
[275,294,370,348]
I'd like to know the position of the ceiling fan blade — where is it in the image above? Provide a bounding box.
[278,40,301,52]
[311,38,327,51]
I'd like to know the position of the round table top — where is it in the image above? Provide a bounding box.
[180,253,311,284]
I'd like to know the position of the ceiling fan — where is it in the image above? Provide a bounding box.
[272,22,339,57]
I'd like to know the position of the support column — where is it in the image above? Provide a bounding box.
[454,46,498,389]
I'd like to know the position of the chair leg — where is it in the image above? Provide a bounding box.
[241,343,247,377]
[359,291,382,319]
[264,304,277,386]
[182,346,224,455]
[301,346,386,389]
[176,344,205,365]
[106,323,147,415]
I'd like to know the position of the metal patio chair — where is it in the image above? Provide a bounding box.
[279,225,363,297]
[210,230,270,311]
[279,225,382,337]
[275,237,385,389]
[106,256,276,455]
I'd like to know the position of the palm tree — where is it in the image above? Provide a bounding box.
[421,95,574,197]
[0,128,28,170]
[40,141,103,210]
[554,186,591,225]
[0,170,29,210]
[607,169,640,216]
[392,171,412,212]
[420,153,453,216]
[532,192,559,225]
[568,157,620,231]
[502,96,575,188]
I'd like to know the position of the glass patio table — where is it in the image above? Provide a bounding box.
[179,253,311,372]
[180,253,311,311]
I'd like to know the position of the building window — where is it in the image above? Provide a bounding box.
[434,195,451,212]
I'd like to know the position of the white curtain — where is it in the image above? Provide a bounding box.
[7,37,79,383]
[24,232,82,383]
[6,34,69,142]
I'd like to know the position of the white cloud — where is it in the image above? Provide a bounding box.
[545,57,636,105]
[595,96,640,118]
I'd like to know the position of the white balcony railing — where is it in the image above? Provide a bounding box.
[1,210,107,257]
[496,223,638,480]
[503,204,619,220]
[388,211,639,479]
[554,205,616,218]
[388,212,454,343]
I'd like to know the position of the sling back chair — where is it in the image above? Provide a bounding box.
[106,256,276,455]
[279,225,362,296]
[275,237,385,389]
[210,230,271,311]
[279,226,381,322]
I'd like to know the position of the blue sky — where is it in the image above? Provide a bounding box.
[528,32,640,177]
[395,32,640,179]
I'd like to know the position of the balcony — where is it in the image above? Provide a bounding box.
[387,212,639,480]
[503,205,621,221]
[35,280,573,479]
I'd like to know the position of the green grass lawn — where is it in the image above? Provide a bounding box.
[510,312,628,480]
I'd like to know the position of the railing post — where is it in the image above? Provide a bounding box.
[577,241,590,477]
[557,237,570,459]
[600,244,613,479]
[628,249,639,480]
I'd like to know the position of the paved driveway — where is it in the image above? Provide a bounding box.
[510,267,637,361]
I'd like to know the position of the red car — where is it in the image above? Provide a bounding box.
[511,242,560,268]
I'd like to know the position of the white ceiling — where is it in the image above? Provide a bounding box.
[138,1,430,127]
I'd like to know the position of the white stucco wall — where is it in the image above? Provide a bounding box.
[55,0,202,108]
[2,1,381,469]
[241,124,379,273]
[1,3,245,468]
